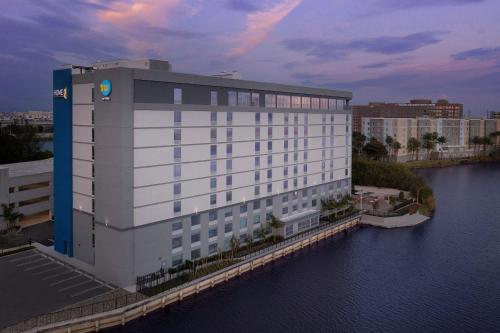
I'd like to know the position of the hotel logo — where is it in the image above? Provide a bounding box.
[53,87,68,100]
[100,80,112,100]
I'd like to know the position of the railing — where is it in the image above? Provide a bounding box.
[3,212,361,333]
[2,293,147,333]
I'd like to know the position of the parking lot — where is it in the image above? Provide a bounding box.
[0,249,113,329]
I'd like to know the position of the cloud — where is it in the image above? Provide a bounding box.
[375,0,484,10]
[282,31,447,61]
[452,46,500,60]
[98,0,182,27]
[226,0,303,57]
[225,0,267,12]
[361,61,392,69]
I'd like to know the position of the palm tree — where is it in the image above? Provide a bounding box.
[385,135,394,159]
[229,235,239,258]
[413,176,427,204]
[255,227,267,242]
[1,204,23,231]
[392,141,401,162]
[407,137,421,161]
[268,215,284,242]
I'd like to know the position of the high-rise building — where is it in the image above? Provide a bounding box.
[52,59,353,288]
[352,99,463,132]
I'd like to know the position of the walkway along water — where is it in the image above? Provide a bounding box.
[5,212,362,333]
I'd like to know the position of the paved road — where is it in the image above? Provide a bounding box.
[0,249,113,329]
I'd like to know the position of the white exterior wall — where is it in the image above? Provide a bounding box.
[133,109,351,227]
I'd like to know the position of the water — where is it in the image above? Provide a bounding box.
[40,140,53,152]
[110,163,500,333]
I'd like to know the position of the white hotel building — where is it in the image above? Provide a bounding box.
[53,59,353,288]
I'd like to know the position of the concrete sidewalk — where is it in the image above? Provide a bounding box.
[361,212,429,228]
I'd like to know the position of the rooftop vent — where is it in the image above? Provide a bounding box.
[212,70,241,79]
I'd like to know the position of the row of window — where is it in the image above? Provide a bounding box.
[172,88,348,110]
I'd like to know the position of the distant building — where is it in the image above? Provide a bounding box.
[352,99,463,132]
[488,111,500,119]
[0,158,53,230]
[361,117,500,160]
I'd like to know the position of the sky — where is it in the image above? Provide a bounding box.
[1,0,499,115]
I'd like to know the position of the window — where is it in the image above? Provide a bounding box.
[226,191,232,202]
[282,195,288,203]
[291,96,301,108]
[211,111,217,124]
[238,92,251,106]
[239,234,247,244]
[191,232,201,243]
[267,141,272,151]
[251,92,260,107]
[284,140,289,149]
[293,178,298,188]
[312,199,317,207]
[255,127,260,139]
[174,88,182,104]
[174,128,181,144]
[226,159,232,170]
[265,94,276,108]
[174,164,181,178]
[268,126,273,138]
[254,186,260,196]
[225,207,232,218]
[92,128,95,142]
[266,198,273,207]
[303,164,308,172]
[174,147,181,160]
[210,177,217,190]
[191,215,200,226]
[225,223,233,233]
[227,111,233,123]
[226,175,232,186]
[303,176,307,185]
[255,156,260,167]
[282,207,288,215]
[320,98,329,109]
[228,91,237,106]
[210,194,216,205]
[211,128,217,141]
[174,183,181,196]
[268,112,273,123]
[172,237,182,249]
[211,91,218,105]
[210,145,217,157]
[226,144,232,155]
[240,217,247,229]
[255,142,260,153]
[286,225,293,236]
[284,153,288,163]
[255,171,260,182]
[174,111,181,124]
[227,128,233,141]
[284,127,289,137]
[254,214,261,224]
[191,249,201,260]
[253,200,261,210]
[284,167,289,176]
[267,155,272,165]
[311,97,320,109]
[267,169,272,179]
[302,96,311,109]
[210,160,217,174]
[284,113,289,124]
[209,228,217,238]
[255,112,261,123]
[240,204,248,214]
[209,243,218,254]
[267,183,272,193]
[283,180,288,190]
[304,138,308,148]
[172,220,182,231]
[209,210,217,221]
[277,95,291,108]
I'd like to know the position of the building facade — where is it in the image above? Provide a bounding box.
[352,99,463,132]
[361,117,500,159]
[53,59,353,288]
[0,158,53,230]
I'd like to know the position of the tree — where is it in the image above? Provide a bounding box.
[1,204,23,230]
[422,139,436,159]
[471,136,481,154]
[352,132,367,156]
[481,136,492,154]
[0,124,53,164]
[362,138,388,160]
[255,226,267,241]
[413,176,427,204]
[385,135,394,157]
[268,215,284,242]
[437,136,447,145]
[371,200,379,211]
[392,141,401,161]
[407,137,421,161]
[229,235,240,258]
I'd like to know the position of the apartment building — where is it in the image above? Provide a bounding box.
[53,59,353,288]
[353,99,463,132]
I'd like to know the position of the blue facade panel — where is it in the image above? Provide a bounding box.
[53,68,73,256]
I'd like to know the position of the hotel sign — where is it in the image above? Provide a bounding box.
[53,87,68,100]
[100,80,112,101]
